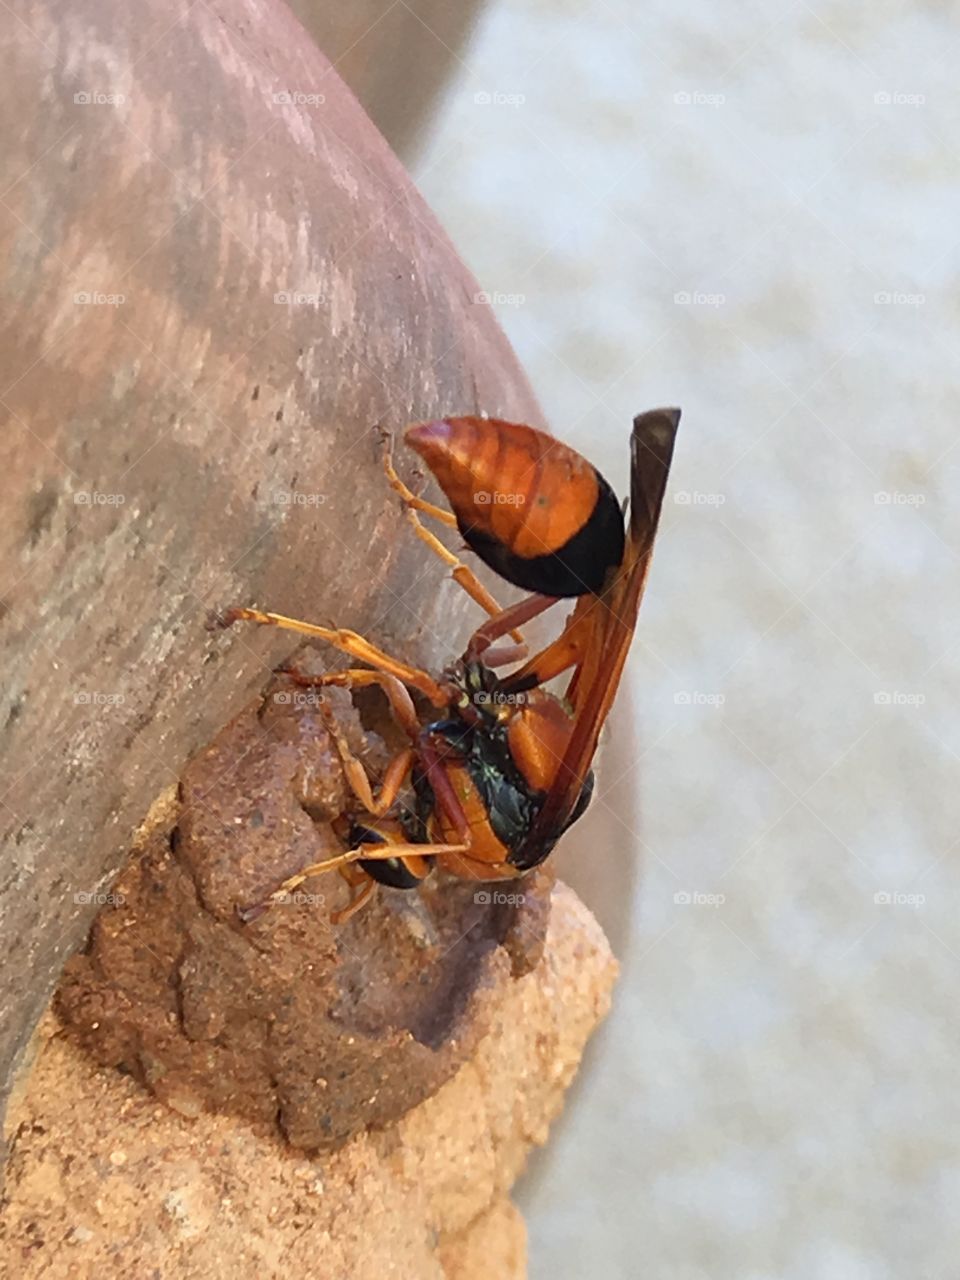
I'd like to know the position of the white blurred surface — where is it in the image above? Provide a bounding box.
[409,2,960,1276]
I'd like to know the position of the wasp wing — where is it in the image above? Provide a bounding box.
[527,408,680,841]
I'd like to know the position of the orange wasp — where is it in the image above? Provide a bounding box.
[213,408,679,921]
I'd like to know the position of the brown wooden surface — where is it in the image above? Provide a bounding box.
[0,0,541,1147]
[287,0,486,160]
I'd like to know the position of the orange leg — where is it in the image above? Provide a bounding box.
[382,434,526,645]
[266,839,470,905]
[500,593,603,693]
[316,696,415,818]
[382,438,457,529]
[402,506,528,646]
[249,670,469,920]
[465,592,561,664]
[276,665,421,740]
[212,606,448,707]
[331,863,378,924]
[478,643,529,669]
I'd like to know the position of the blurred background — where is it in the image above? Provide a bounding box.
[318,0,959,1276]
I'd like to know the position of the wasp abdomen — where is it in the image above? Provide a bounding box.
[405,417,625,597]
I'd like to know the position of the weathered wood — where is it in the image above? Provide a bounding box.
[0,0,541,1148]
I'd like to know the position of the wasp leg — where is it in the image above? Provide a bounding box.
[241,839,467,922]
[404,507,529,645]
[478,643,529,669]
[350,840,467,862]
[262,849,372,901]
[465,592,560,663]
[382,438,457,529]
[500,593,601,693]
[211,607,447,707]
[268,840,469,901]
[275,666,421,740]
[331,863,378,924]
[418,734,473,844]
[315,697,415,818]
[383,435,525,644]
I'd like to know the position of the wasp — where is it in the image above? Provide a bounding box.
[213,408,679,922]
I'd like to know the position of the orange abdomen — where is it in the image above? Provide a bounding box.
[405,417,625,597]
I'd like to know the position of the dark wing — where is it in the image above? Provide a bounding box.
[527,408,680,842]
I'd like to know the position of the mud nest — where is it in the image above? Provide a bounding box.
[56,661,553,1151]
